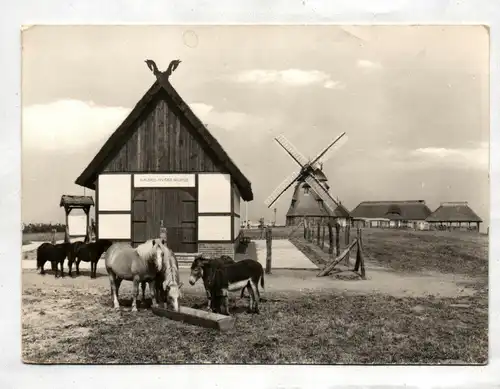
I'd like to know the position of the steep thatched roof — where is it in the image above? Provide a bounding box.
[74,77,253,201]
[59,195,94,207]
[286,182,350,218]
[426,202,482,223]
[350,200,432,221]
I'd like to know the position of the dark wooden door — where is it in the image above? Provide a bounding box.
[132,188,197,252]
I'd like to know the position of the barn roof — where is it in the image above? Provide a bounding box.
[426,202,482,223]
[350,200,432,221]
[74,78,253,201]
[286,182,350,218]
[59,195,94,207]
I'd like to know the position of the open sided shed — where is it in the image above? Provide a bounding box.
[75,71,253,257]
[59,195,94,241]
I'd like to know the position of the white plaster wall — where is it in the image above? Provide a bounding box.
[98,213,131,239]
[233,187,241,215]
[198,174,231,213]
[198,215,231,241]
[134,173,195,188]
[98,174,131,211]
[234,216,240,239]
[68,214,87,236]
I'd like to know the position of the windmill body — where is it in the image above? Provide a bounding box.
[265,132,351,227]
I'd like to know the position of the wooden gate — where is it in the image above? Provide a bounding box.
[132,188,197,253]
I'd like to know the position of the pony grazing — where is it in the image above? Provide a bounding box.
[105,239,182,312]
[160,244,183,312]
[189,257,263,313]
[206,259,264,315]
[72,239,113,278]
[36,242,73,278]
[189,255,246,310]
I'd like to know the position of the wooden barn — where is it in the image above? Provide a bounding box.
[350,200,432,230]
[75,70,253,258]
[426,202,482,232]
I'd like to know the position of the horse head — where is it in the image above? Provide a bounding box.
[159,242,183,312]
[188,254,209,285]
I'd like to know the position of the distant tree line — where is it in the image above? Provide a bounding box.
[22,222,66,233]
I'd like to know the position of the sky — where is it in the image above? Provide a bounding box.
[21,25,490,230]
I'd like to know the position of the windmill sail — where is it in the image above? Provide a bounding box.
[275,135,309,167]
[303,175,341,214]
[265,170,302,208]
[310,132,347,170]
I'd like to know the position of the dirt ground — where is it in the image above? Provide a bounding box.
[22,254,480,299]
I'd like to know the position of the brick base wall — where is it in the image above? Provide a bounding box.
[198,242,235,259]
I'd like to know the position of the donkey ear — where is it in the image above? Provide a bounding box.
[152,239,156,246]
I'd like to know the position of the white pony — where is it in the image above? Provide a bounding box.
[105,239,182,312]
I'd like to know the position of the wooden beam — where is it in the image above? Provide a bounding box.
[317,238,358,277]
[152,306,235,331]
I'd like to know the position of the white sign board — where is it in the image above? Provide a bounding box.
[98,213,131,239]
[198,215,231,241]
[134,174,196,188]
[198,173,231,213]
[98,174,131,211]
[68,214,88,236]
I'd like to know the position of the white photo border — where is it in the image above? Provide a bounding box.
[1,0,498,388]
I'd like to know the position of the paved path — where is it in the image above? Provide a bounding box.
[253,239,318,270]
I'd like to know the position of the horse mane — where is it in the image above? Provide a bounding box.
[161,244,180,287]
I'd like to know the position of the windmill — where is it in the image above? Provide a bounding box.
[264,132,349,233]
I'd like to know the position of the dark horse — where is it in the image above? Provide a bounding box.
[190,257,264,315]
[188,255,247,309]
[72,239,113,278]
[36,242,73,278]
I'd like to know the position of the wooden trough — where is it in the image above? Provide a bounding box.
[152,306,236,332]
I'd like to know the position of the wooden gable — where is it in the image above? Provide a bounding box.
[103,90,225,174]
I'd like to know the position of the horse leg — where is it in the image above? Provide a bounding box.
[109,274,120,310]
[221,289,229,316]
[205,289,212,311]
[40,260,46,275]
[249,279,260,314]
[148,280,157,308]
[59,258,65,278]
[141,282,147,303]
[131,277,139,312]
[68,257,73,277]
[91,261,96,279]
[246,281,256,314]
[76,258,80,276]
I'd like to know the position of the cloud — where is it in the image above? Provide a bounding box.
[356,59,382,70]
[230,69,344,89]
[410,145,489,170]
[23,100,130,151]
[189,102,281,132]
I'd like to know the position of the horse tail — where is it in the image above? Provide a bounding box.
[260,272,265,290]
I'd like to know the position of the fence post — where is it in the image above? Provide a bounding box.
[316,222,321,246]
[160,220,167,241]
[335,222,340,256]
[354,227,366,279]
[265,226,272,274]
[321,223,326,250]
[344,224,351,266]
[328,222,334,255]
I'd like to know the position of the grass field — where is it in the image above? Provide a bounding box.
[22,228,488,364]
